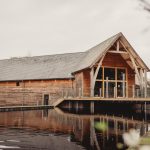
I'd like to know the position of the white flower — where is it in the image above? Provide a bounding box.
[139,145,150,150]
[123,129,140,147]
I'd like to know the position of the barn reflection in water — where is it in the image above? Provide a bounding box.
[0,108,149,150]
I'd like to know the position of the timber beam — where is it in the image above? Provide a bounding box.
[108,51,128,54]
[90,54,106,97]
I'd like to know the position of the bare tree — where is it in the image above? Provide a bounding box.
[139,0,150,12]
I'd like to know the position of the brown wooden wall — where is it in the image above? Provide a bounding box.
[0,79,74,106]
[74,72,83,96]
[83,69,91,97]
[102,53,130,67]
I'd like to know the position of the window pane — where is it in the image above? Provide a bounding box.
[104,68,115,80]
[94,81,103,97]
[97,68,103,79]
[104,82,115,98]
[117,82,126,97]
[117,69,126,80]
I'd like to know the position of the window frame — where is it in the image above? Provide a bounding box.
[94,66,128,97]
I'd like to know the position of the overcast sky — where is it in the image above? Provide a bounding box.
[0,0,150,67]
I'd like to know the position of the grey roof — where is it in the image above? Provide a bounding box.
[0,52,86,81]
[0,32,149,81]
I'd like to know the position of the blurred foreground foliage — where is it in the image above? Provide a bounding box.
[94,121,108,132]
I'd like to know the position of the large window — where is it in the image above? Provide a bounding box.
[94,67,127,97]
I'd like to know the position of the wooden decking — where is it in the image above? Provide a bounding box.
[47,96,150,107]
[64,97,150,102]
[0,97,150,110]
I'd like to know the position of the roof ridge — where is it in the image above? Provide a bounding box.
[86,32,122,53]
[0,51,86,61]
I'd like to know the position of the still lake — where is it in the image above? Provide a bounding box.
[0,105,149,150]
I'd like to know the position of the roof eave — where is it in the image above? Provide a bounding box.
[0,77,75,82]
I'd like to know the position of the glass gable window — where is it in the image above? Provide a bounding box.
[104,68,115,80]
[94,66,127,98]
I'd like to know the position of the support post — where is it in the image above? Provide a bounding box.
[115,120,118,143]
[90,101,94,114]
[106,77,109,98]
[132,85,135,98]
[140,69,144,97]
[122,73,125,98]
[90,118,94,147]
[90,67,94,97]
[75,101,79,112]
[93,55,105,88]
[90,54,106,98]
[144,102,147,121]
[68,101,72,111]
[79,88,82,98]
[129,54,142,88]
[99,88,102,97]
[114,86,116,98]
[137,89,139,98]
[144,70,147,98]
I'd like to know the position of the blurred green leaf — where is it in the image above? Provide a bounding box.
[94,121,108,132]
[116,143,124,149]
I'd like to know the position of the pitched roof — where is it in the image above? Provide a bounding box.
[0,32,149,81]
[0,52,86,81]
[74,32,120,72]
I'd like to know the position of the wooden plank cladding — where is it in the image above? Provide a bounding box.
[0,32,149,106]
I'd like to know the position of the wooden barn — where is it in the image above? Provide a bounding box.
[0,32,149,106]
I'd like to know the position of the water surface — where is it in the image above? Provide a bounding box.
[0,107,149,150]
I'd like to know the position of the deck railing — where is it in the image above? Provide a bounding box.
[46,86,150,100]
[54,86,150,99]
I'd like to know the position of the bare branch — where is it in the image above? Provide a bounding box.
[140,0,150,12]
